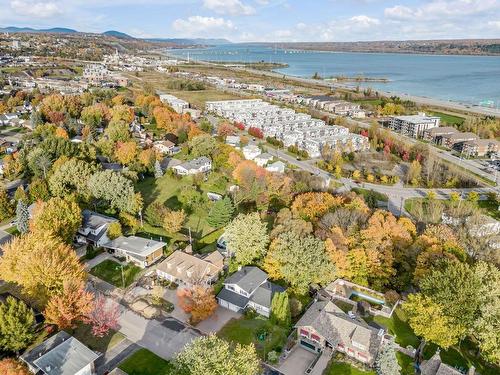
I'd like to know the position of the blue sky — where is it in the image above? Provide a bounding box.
[0,0,499,41]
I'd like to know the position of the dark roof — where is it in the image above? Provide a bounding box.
[250,281,286,309]
[81,210,117,230]
[0,229,13,254]
[310,95,334,101]
[224,266,268,294]
[217,288,249,308]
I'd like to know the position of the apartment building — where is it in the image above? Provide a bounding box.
[389,113,440,138]
[83,64,110,83]
[460,139,499,157]
[206,99,368,158]
[441,132,478,150]
[159,93,190,114]
[423,126,458,143]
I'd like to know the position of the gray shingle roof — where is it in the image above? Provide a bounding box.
[217,288,249,308]
[82,210,117,230]
[250,281,285,309]
[224,266,268,294]
[21,332,99,375]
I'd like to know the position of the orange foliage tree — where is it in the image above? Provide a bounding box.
[291,192,344,221]
[114,141,138,165]
[0,358,31,375]
[177,286,218,324]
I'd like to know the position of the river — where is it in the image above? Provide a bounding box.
[166,44,500,108]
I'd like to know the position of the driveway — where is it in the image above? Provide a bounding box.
[114,299,201,360]
[85,251,113,270]
[196,306,241,334]
[278,346,318,375]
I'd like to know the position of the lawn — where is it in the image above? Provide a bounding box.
[169,89,244,110]
[218,316,289,360]
[352,187,389,202]
[135,174,229,241]
[90,259,142,288]
[365,308,420,349]
[119,348,175,375]
[397,352,415,375]
[69,323,125,353]
[428,111,465,126]
[324,360,375,375]
[405,197,499,220]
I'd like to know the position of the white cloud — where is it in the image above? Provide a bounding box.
[385,0,499,21]
[348,15,380,28]
[9,0,63,18]
[203,0,255,15]
[172,15,236,37]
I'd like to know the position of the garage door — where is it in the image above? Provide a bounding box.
[218,299,239,312]
[300,340,317,352]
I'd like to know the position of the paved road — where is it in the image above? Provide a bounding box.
[95,338,140,375]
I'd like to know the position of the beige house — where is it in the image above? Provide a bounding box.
[156,250,224,286]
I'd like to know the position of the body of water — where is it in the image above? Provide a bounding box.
[167,44,500,107]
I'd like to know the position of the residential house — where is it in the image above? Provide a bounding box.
[76,210,118,247]
[156,250,224,286]
[20,331,99,375]
[103,236,166,268]
[420,350,475,375]
[242,145,261,160]
[0,113,19,126]
[441,132,478,150]
[216,266,285,317]
[153,140,177,155]
[225,135,240,148]
[266,161,286,173]
[254,152,273,167]
[172,157,212,175]
[389,114,440,138]
[295,300,385,365]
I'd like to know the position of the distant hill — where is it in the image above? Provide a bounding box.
[103,30,134,39]
[146,38,231,46]
[0,26,78,33]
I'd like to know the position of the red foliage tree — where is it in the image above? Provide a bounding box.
[248,127,264,139]
[86,294,120,337]
[234,122,245,130]
[360,129,369,137]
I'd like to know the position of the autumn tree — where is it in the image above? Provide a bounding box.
[0,358,31,375]
[0,232,86,305]
[177,286,218,324]
[217,122,235,138]
[264,230,334,294]
[29,177,50,202]
[86,294,120,337]
[138,148,156,170]
[207,197,234,228]
[403,293,463,348]
[110,104,134,124]
[270,208,313,239]
[0,188,14,221]
[232,160,267,204]
[189,134,217,157]
[270,292,291,327]
[31,197,82,243]
[291,192,344,221]
[153,106,176,133]
[0,296,35,352]
[44,280,94,330]
[224,213,269,265]
[81,103,110,128]
[175,334,260,375]
[163,209,186,234]
[107,222,122,240]
[114,141,138,165]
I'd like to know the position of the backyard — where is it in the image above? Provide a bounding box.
[217,316,289,360]
[324,360,375,375]
[364,308,420,349]
[135,173,230,243]
[119,348,175,375]
[69,323,125,353]
[90,259,142,288]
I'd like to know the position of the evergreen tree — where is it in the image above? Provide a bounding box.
[0,188,14,221]
[375,341,401,375]
[154,160,163,178]
[14,186,28,203]
[0,296,35,353]
[270,292,291,327]
[207,197,234,228]
[16,200,30,234]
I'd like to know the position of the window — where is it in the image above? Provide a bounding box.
[311,334,321,342]
[300,329,309,337]
[226,285,235,291]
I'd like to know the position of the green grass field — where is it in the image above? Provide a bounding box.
[365,308,420,349]
[90,259,142,288]
[324,361,376,375]
[119,348,174,375]
[405,197,499,220]
[218,316,289,360]
[428,111,465,125]
[70,323,125,353]
[169,89,244,109]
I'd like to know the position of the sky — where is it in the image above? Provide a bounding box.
[0,0,499,42]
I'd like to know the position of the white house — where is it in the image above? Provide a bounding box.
[242,145,261,160]
[153,140,177,155]
[21,331,99,375]
[266,161,286,173]
[226,135,240,148]
[254,153,274,167]
[76,210,118,247]
[217,266,285,317]
[172,157,212,175]
[103,236,166,268]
